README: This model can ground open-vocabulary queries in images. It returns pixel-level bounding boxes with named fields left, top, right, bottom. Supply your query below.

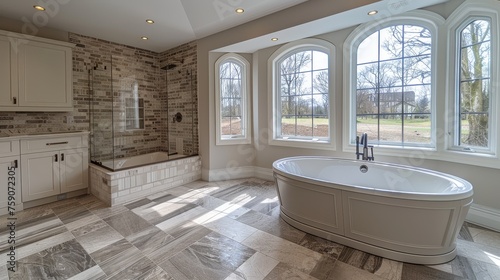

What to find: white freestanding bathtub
left=273, top=156, right=473, bottom=264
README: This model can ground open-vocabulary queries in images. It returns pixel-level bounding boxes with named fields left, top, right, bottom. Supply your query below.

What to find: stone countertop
left=0, top=130, right=90, bottom=140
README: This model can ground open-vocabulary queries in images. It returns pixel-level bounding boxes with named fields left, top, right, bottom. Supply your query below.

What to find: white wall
left=198, top=0, right=500, bottom=230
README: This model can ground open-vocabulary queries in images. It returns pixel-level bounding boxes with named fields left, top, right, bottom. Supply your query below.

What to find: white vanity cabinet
left=0, top=139, right=21, bottom=216
left=21, top=134, right=88, bottom=202
left=0, top=30, right=74, bottom=111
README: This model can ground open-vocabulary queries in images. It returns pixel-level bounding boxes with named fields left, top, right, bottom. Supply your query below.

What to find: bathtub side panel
left=342, top=191, right=469, bottom=256
left=275, top=173, right=344, bottom=235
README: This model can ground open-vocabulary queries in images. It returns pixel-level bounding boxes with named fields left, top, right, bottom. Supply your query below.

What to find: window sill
left=343, top=144, right=499, bottom=169
left=269, top=138, right=335, bottom=150
left=216, top=137, right=251, bottom=146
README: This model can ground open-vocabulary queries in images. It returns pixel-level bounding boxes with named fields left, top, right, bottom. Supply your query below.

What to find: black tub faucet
left=356, top=133, right=374, bottom=161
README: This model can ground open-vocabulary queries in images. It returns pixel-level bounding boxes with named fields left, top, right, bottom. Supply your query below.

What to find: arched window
left=457, top=18, right=492, bottom=149
left=215, top=54, right=250, bottom=145
left=446, top=0, right=499, bottom=156
left=344, top=11, right=442, bottom=148
left=269, top=38, right=335, bottom=148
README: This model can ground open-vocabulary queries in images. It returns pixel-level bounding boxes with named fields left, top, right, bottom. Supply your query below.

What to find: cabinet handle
left=55, top=154, right=58, bottom=162
left=46, top=141, right=68, bottom=146
left=61, top=153, right=64, bottom=161
left=13, top=97, right=16, bottom=105
left=12, top=160, right=18, bottom=168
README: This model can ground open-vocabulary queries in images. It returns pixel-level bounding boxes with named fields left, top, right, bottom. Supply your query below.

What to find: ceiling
left=0, top=0, right=449, bottom=53
left=0, top=0, right=307, bottom=52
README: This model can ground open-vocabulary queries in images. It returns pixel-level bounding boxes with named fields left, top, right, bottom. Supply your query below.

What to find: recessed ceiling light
left=271, top=38, right=278, bottom=41
left=146, top=19, right=154, bottom=24
left=368, top=10, right=378, bottom=16
left=235, top=8, right=244, bottom=14
left=33, top=5, right=46, bottom=11
left=141, top=36, right=149, bottom=40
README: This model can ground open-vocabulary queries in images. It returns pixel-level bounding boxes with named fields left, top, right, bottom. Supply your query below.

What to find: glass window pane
left=380, top=60, right=403, bottom=87
left=297, top=96, right=312, bottom=115
left=298, top=72, right=312, bottom=95
left=461, top=20, right=491, bottom=47
left=277, top=46, right=330, bottom=140
left=313, top=70, right=328, bottom=94
left=358, top=32, right=379, bottom=64
left=281, top=116, right=296, bottom=136
left=356, top=115, right=379, bottom=142
left=379, top=26, right=403, bottom=60
left=312, top=51, right=328, bottom=70
left=403, top=25, right=432, bottom=56
left=457, top=18, right=491, bottom=148
left=281, top=97, right=296, bottom=116
left=460, top=42, right=491, bottom=80
left=297, top=51, right=312, bottom=72
left=313, top=94, right=328, bottom=116
left=404, top=55, right=431, bottom=85
left=229, top=117, right=242, bottom=135
left=313, top=117, right=329, bottom=138
left=296, top=117, right=313, bottom=137
left=379, top=114, right=402, bottom=143
left=355, top=24, right=434, bottom=147
left=357, top=63, right=378, bottom=90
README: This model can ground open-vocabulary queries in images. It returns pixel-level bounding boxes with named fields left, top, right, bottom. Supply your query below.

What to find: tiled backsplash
left=0, top=32, right=198, bottom=159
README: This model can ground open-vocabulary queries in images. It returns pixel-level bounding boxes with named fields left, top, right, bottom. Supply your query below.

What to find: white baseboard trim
left=203, top=166, right=274, bottom=182
left=466, top=203, right=500, bottom=232
left=254, top=167, right=274, bottom=181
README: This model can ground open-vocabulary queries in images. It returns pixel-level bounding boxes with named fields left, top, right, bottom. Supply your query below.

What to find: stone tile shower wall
left=70, top=33, right=165, bottom=160
left=160, top=42, right=199, bottom=156
left=0, top=32, right=199, bottom=162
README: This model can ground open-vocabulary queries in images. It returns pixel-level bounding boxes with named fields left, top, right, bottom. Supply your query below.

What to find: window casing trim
left=215, top=53, right=251, bottom=145
left=268, top=38, right=336, bottom=150
left=342, top=10, right=444, bottom=152
left=445, top=1, right=499, bottom=156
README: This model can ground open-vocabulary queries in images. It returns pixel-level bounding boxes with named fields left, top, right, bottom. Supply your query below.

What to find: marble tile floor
left=1, top=178, right=500, bottom=279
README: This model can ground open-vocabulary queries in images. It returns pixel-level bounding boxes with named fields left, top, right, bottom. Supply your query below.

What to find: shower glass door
left=89, top=60, right=114, bottom=169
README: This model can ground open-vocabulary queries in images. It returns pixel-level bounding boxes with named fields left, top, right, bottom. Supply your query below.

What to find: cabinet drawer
left=0, top=139, right=20, bottom=157
left=21, top=136, right=84, bottom=154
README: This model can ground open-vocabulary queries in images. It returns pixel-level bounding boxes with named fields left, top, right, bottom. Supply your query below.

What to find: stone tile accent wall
left=90, top=156, right=202, bottom=206
left=0, top=32, right=199, bottom=161
left=159, top=41, right=199, bottom=156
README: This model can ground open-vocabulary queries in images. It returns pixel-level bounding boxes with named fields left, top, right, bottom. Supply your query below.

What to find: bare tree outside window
left=458, top=19, right=491, bottom=148
left=220, top=60, right=243, bottom=136
left=278, top=50, right=329, bottom=139
left=355, top=25, right=433, bottom=145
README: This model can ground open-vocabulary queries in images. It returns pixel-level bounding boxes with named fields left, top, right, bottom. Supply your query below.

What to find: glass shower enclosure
left=89, top=55, right=197, bottom=171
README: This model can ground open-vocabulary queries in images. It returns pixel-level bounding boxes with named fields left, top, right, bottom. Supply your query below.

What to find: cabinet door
left=0, top=156, right=20, bottom=216
left=18, top=40, right=72, bottom=108
left=60, top=149, right=88, bottom=193
left=0, top=35, right=17, bottom=107
left=21, top=151, right=60, bottom=202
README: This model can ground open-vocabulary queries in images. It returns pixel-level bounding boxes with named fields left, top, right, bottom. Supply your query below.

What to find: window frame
left=214, top=53, right=251, bottom=145
left=343, top=10, right=443, bottom=153
left=446, top=1, right=499, bottom=157
left=268, top=38, right=336, bottom=150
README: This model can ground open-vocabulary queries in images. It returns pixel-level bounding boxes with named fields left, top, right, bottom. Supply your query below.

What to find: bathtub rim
left=272, top=156, right=473, bottom=201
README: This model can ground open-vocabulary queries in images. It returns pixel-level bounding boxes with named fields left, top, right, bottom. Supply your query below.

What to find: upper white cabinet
left=0, top=35, right=16, bottom=107
left=0, top=30, right=74, bottom=111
